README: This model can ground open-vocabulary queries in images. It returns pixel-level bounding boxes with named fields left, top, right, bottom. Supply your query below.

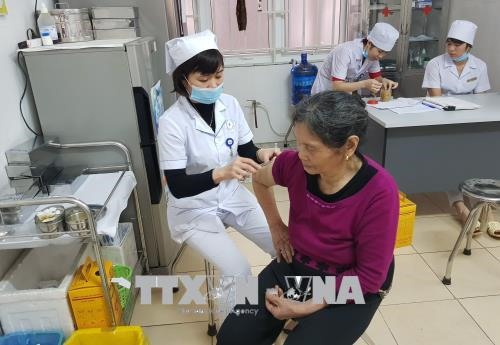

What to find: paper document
left=390, top=104, right=441, bottom=114
left=424, top=96, right=481, bottom=110
left=368, top=98, right=421, bottom=109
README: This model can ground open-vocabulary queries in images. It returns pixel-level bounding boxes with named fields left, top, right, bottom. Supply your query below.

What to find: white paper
left=424, top=96, right=481, bottom=110
left=368, top=98, right=421, bottom=109
left=390, top=104, right=441, bottom=114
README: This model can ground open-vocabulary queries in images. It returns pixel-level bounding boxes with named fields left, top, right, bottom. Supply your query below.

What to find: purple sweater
left=272, top=150, right=399, bottom=294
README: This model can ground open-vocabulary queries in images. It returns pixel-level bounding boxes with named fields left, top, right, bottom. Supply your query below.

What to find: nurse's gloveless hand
left=364, top=79, right=382, bottom=94
left=257, top=147, right=281, bottom=163
left=213, top=157, right=262, bottom=183
left=382, top=78, right=399, bottom=90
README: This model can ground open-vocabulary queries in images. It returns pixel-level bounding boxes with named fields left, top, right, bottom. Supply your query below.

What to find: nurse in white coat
left=158, top=31, right=277, bottom=294
left=423, top=20, right=498, bottom=237
left=422, top=20, right=490, bottom=96
left=311, top=22, right=400, bottom=95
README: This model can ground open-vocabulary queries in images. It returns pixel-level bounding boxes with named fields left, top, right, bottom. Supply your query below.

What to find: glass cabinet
left=347, top=0, right=450, bottom=96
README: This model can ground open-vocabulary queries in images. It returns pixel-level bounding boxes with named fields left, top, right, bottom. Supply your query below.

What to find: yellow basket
left=68, top=257, right=122, bottom=329
left=64, top=326, right=150, bottom=345
left=396, top=192, right=417, bottom=248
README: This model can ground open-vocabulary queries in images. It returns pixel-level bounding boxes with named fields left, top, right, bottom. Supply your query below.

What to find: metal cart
left=0, top=140, right=150, bottom=327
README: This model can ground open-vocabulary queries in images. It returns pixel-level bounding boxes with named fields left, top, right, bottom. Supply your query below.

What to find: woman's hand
left=363, top=79, right=382, bottom=94
left=382, top=78, right=399, bottom=90
left=257, top=147, right=281, bottom=164
left=271, top=221, right=294, bottom=263
left=265, top=286, right=327, bottom=320
left=212, top=157, right=262, bottom=183
left=265, top=286, right=302, bottom=320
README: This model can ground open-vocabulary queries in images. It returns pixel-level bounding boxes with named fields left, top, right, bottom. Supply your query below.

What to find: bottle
left=41, top=31, right=53, bottom=46
left=291, top=52, right=318, bottom=105
left=421, top=47, right=427, bottom=68
left=37, top=3, right=58, bottom=44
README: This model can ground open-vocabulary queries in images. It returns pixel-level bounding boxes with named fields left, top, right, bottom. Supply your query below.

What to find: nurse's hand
left=212, top=157, right=262, bottom=183
left=382, top=78, right=399, bottom=90
left=271, top=221, right=294, bottom=263
left=257, top=147, right=281, bottom=164
left=363, top=79, right=382, bottom=94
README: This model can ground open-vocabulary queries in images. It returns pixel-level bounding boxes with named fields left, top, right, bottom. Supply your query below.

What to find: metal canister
left=65, top=206, right=91, bottom=237
left=35, top=205, right=65, bottom=239
left=50, top=8, right=94, bottom=43
left=0, top=206, right=22, bottom=225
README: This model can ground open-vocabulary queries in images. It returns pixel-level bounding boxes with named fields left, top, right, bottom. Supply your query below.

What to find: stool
left=443, top=179, right=500, bottom=285
left=170, top=242, right=217, bottom=336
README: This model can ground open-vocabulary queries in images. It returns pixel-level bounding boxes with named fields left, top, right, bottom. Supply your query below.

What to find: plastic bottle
left=421, top=48, right=427, bottom=68
left=41, top=31, right=53, bottom=46
left=37, top=3, right=58, bottom=44
left=291, top=52, right=318, bottom=105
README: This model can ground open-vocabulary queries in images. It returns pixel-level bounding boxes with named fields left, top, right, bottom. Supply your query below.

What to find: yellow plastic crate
left=64, top=326, right=150, bottom=345
left=396, top=192, right=416, bottom=248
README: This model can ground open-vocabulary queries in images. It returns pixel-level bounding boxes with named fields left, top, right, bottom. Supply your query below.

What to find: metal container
left=92, top=18, right=136, bottom=30
left=90, top=7, right=138, bottom=19
left=65, top=207, right=91, bottom=237
left=50, top=8, right=94, bottom=43
left=35, top=206, right=65, bottom=239
left=93, top=28, right=137, bottom=40
left=0, top=206, right=22, bottom=225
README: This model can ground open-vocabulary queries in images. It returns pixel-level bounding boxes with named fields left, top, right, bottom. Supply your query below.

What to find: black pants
left=217, top=258, right=394, bottom=345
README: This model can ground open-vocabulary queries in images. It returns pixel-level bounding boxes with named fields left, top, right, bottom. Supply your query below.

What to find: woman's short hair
left=172, top=49, right=224, bottom=98
left=446, top=37, right=472, bottom=49
left=292, top=91, right=368, bottom=148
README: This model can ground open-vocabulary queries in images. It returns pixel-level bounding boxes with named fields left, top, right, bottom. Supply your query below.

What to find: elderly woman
left=217, top=91, right=399, bottom=345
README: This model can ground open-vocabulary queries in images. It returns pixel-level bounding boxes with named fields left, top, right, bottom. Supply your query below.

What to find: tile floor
left=132, top=185, right=500, bottom=345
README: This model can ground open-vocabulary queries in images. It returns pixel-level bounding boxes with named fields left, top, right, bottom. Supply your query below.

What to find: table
left=362, top=92, right=500, bottom=193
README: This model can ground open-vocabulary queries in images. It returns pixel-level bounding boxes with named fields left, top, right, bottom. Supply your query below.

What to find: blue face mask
left=362, top=50, right=369, bottom=59
left=452, top=52, right=469, bottom=63
left=188, top=83, right=224, bottom=104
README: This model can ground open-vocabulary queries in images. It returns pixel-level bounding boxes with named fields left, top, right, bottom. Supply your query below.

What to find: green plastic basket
left=113, top=264, right=132, bottom=309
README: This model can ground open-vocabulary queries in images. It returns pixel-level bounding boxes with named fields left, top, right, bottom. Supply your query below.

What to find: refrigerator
left=22, top=37, right=180, bottom=272
left=346, top=0, right=451, bottom=97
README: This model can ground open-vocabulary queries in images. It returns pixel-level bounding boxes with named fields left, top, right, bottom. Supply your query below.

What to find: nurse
left=422, top=20, right=490, bottom=96
left=422, top=20, right=498, bottom=237
left=159, top=31, right=277, bottom=295
left=311, top=22, right=400, bottom=95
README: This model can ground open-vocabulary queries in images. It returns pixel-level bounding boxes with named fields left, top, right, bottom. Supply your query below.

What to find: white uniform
left=311, top=39, right=381, bottom=94
left=158, top=94, right=275, bottom=278
left=422, top=53, right=490, bottom=95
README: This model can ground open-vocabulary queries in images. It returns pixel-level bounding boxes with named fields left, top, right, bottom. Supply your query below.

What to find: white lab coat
left=159, top=94, right=257, bottom=241
left=311, top=39, right=381, bottom=95
left=422, top=53, right=490, bottom=95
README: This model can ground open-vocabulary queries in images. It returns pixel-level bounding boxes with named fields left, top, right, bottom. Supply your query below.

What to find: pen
left=421, top=100, right=444, bottom=110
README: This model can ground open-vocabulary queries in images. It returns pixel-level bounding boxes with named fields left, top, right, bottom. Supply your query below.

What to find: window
left=183, top=0, right=360, bottom=64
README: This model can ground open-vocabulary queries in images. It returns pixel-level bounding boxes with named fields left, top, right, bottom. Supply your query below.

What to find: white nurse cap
left=447, top=20, right=477, bottom=45
left=367, top=23, right=399, bottom=52
left=165, top=30, right=219, bottom=74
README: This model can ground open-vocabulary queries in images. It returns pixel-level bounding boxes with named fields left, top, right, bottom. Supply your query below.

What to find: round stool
left=443, top=179, right=500, bottom=285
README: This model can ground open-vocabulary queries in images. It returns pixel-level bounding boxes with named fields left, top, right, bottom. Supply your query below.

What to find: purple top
left=272, top=150, right=399, bottom=294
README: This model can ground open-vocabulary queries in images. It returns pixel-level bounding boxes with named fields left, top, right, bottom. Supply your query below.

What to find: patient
left=217, top=91, right=399, bottom=345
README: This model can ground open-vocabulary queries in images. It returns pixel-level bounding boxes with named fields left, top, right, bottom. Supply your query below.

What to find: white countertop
left=19, top=38, right=138, bottom=53
left=366, top=92, right=500, bottom=128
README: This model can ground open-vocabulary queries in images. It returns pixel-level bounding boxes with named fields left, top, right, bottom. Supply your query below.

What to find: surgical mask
left=188, top=82, right=224, bottom=104
left=362, top=50, right=369, bottom=59
left=452, top=52, right=469, bottom=63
